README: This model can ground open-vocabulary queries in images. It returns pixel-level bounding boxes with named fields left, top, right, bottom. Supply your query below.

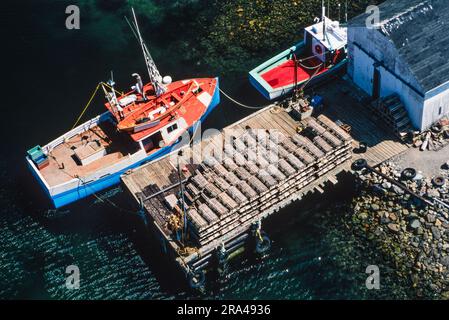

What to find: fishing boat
left=249, top=6, right=348, bottom=101
left=26, top=9, right=220, bottom=208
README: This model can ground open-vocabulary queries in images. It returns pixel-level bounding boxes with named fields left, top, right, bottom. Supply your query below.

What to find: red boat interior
left=261, top=57, right=328, bottom=89
left=105, top=80, right=208, bottom=142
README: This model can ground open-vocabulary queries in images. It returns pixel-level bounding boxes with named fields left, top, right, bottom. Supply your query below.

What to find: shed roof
left=350, top=0, right=449, bottom=93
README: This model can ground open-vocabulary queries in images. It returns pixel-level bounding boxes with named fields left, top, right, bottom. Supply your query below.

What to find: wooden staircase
left=371, top=94, right=414, bottom=140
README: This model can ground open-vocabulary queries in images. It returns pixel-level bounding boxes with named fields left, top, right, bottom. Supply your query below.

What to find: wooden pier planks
left=151, top=111, right=351, bottom=245
left=317, top=79, right=408, bottom=167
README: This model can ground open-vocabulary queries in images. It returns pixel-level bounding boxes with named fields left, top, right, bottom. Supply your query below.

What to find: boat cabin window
left=141, top=131, right=164, bottom=153
left=167, top=123, right=178, bottom=134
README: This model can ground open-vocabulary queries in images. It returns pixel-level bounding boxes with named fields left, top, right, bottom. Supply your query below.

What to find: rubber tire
left=352, top=159, right=367, bottom=171
left=255, top=235, right=272, bottom=255
left=358, top=142, right=368, bottom=154
left=188, top=270, right=206, bottom=290
left=432, top=176, right=446, bottom=188
left=432, top=125, right=442, bottom=133
left=401, top=168, right=417, bottom=181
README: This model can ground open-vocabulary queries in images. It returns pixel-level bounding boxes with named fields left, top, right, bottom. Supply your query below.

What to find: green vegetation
left=81, top=0, right=383, bottom=75
left=190, top=0, right=384, bottom=75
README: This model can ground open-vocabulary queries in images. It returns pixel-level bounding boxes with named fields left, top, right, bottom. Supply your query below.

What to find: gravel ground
left=390, top=144, right=449, bottom=178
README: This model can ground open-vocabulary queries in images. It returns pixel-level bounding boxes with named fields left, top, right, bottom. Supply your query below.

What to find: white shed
left=347, top=0, right=449, bottom=131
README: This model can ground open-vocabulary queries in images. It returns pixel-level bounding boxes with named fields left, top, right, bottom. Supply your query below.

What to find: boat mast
left=338, top=3, right=341, bottom=22
left=345, top=0, right=348, bottom=24
left=102, top=71, right=124, bottom=119
left=131, top=8, right=166, bottom=97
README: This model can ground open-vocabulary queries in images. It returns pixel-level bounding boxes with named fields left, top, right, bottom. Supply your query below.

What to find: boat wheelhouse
left=249, top=9, right=348, bottom=101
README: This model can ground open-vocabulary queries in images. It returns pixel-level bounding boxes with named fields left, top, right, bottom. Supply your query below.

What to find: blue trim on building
left=426, top=79, right=449, bottom=100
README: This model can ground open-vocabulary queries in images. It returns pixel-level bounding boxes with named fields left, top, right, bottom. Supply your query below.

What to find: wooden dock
left=317, top=77, right=409, bottom=166
left=122, top=103, right=356, bottom=287
left=121, top=77, right=410, bottom=289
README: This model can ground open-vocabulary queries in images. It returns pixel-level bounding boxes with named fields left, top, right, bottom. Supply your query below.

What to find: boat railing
left=49, top=149, right=146, bottom=196
left=25, top=156, right=52, bottom=190
left=43, top=112, right=111, bottom=154
left=248, top=42, right=304, bottom=94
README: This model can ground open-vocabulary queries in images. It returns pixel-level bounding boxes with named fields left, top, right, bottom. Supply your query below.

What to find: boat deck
left=41, top=120, right=139, bottom=187
left=261, top=57, right=327, bottom=89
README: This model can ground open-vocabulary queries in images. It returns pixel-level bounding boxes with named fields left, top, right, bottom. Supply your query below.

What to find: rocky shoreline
left=351, top=161, right=449, bottom=299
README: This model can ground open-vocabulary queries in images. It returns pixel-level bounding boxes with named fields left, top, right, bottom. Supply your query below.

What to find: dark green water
left=0, top=0, right=413, bottom=299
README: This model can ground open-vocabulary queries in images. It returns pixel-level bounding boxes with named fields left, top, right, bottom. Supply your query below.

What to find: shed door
left=372, top=68, right=381, bottom=100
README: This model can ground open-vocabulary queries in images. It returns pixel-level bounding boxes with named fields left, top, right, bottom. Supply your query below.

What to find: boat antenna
left=130, top=8, right=166, bottom=97
left=345, top=0, right=348, bottom=24
left=125, top=15, right=139, bottom=41
left=102, top=72, right=123, bottom=119
left=322, top=0, right=326, bottom=41
left=338, top=3, right=341, bottom=22
left=107, top=71, right=118, bottom=106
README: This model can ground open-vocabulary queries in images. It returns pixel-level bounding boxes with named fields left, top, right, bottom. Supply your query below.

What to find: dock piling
left=215, top=242, right=229, bottom=278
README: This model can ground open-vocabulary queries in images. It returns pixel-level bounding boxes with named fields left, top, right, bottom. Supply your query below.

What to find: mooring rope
left=76, top=175, right=137, bottom=214
left=219, top=88, right=265, bottom=110
left=71, top=82, right=125, bottom=130
left=298, top=61, right=323, bottom=70
left=71, top=83, right=101, bottom=129
left=300, top=63, right=324, bottom=91
left=52, top=163, right=137, bottom=215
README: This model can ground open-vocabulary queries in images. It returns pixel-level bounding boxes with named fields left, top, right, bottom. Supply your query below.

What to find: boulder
left=392, top=185, right=404, bottom=195
left=426, top=214, right=436, bottom=223
left=431, top=226, right=442, bottom=240
left=388, top=223, right=400, bottom=233
left=382, top=182, right=392, bottom=189
left=440, top=256, right=449, bottom=268
left=427, top=189, right=440, bottom=198
left=410, top=219, right=421, bottom=229
left=359, top=212, right=368, bottom=220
